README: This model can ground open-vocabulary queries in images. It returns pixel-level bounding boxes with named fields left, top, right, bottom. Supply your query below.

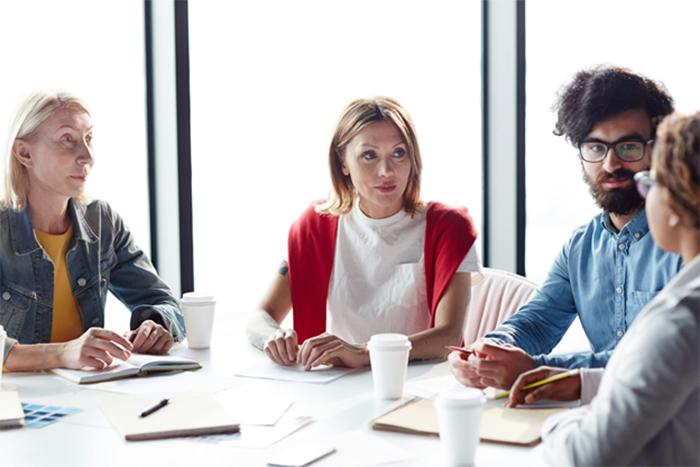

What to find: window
left=0, top=0, right=150, bottom=329
left=526, top=0, right=700, bottom=284
left=189, top=0, right=482, bottom=315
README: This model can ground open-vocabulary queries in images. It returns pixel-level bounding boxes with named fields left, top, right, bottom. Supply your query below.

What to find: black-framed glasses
left=578, top=138, right=654, bottom=163
left=634, top=171, right=655, bottom=199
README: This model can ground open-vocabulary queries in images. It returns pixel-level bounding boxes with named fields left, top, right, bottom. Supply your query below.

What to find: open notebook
left=372, top=398, right=568, bottom=446
left=100, top=392, right=239, bottom=441
left=51, top=353, right=201, bottom=384
left=0, top=391, right=25, bottom=429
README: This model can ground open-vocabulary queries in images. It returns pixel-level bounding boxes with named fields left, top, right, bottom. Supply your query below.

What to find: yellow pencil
left=493, top=368, right=581, bottom=400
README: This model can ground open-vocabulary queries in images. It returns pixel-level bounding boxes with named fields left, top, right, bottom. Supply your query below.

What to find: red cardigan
left=287, top=201, right=477, bottom=343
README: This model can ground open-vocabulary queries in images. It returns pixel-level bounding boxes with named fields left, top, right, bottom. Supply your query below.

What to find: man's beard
left=583, top=168, right=645, bottom=215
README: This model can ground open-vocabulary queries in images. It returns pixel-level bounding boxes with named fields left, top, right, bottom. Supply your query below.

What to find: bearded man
left=449, top=66, right=683, bottom=389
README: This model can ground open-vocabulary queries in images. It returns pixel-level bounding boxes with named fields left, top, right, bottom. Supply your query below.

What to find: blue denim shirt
left=485, top=210, right=683, bottom=368
left=0, top=200, right=185, bottom=360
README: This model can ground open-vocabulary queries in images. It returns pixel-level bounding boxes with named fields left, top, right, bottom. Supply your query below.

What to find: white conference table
left=2, top=312, right=546, bottom=467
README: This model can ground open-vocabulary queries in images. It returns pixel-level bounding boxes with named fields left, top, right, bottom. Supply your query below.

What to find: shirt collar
left=10, top=199, right=97, bottom=255
left=600, top=209, right=649, bottom=240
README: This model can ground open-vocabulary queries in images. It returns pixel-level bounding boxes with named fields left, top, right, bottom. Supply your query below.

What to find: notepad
left=51, top=353, right=201, bottom=384
left=0, top=391, right=25, bottom=429
left=372, top=398, right=568, bottom=446
left=100, top=392, right=239, bottom=441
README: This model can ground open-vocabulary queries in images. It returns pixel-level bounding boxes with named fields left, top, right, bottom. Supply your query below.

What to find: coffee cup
left=180, top=292, right=216, bottom=349
left=367, top=333, right=412, bottom=399
left=434, top=388, right=485, bottom=466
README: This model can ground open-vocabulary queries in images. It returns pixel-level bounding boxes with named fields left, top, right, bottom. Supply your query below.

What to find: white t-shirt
left=327, top=202, right=481, bottom=344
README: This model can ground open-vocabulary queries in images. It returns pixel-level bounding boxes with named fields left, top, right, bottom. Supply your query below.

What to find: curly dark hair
left=553, top=66, right=674, bottom=146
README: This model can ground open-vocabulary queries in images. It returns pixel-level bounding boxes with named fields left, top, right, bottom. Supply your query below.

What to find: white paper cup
left=367, top=333, right=412, bottom=399
left=435, top=388, right=486, bottom=466
left=0, top=325, right=5, bottom=389
left=181, top=292, right=216, bottom=349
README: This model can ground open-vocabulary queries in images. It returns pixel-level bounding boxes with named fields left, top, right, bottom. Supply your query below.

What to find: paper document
left=87, top=371, right=239, bottom=395
left=234, top=359, right=363, bottom=384
left=215, top=387, right=293, bottom=426
left=199, top=415, right=314, bottom=448
left=314, top=430, right=412, bottom=466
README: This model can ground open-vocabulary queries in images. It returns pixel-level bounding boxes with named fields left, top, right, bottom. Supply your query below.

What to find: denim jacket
left=485, top=210, right=683, bottom=369
left=0, top=199, right=185, bottom=360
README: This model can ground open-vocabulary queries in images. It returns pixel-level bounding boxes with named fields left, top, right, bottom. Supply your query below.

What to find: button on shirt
left=486, top=210, right=682, bottom=368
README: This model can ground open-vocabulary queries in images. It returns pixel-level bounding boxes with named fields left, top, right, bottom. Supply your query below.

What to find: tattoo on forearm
left=278, top=260, right=289, bottom=276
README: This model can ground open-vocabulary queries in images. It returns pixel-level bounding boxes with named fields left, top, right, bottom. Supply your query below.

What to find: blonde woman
left=1, top=91, right=184, bottom=371
left=507, top=112, right=700, bottom=466
left=247, top=97, right=479, bottom=369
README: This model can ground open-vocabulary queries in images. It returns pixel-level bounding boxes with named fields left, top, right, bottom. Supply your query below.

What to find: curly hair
left=553, top=66, right=674, bottom=146
left=653, top=112, right=700, bottom=229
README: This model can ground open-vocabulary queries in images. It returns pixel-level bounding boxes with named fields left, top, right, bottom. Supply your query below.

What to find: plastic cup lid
left=181, top=292, right=216, bottom=303
left=435, top=388, right=486, bottom=407
left=367, top=333, right=411, bottom=349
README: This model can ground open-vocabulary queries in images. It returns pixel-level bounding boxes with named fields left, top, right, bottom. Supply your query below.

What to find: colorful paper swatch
left=22, top=403, right=81, bottom=429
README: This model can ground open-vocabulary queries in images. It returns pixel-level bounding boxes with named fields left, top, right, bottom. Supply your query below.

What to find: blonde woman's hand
left=126, top=320, right=174, bottom=354
left=59, top=328, right=133, bottom=369
left=264, top=328, right=299, bottom=366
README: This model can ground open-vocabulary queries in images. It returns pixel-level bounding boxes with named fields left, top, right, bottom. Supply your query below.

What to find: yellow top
left=35, top=227, right=84, bottom=342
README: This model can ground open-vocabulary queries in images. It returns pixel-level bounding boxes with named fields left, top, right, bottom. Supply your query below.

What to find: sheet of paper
left=199, top=415, right=314, bottom=448
left=405, top=375, right=472, bottom=399
left=314, top=430, right=412, bottom=466
left=214, top=387, right=293, bottom=426
left=234, top=360, right=363, bottom=384
left=86, top=371, right=240, bottom=395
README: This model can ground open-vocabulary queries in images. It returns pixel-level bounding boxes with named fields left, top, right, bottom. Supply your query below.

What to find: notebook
left=100, top=392, right=240, bottom=441
left=0, top=391, right=25, bottom=429
left=371, top=398, right=568, bottom=446
left=51, top=353, right=201, bottom=384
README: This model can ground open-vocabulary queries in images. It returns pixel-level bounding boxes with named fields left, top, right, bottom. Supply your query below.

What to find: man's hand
left=447, top=348, right=486, bottom=388
left=263, top=328, right=299, bottom=366
left=507, top=366, right=581, bottom=408
left=469, top=341, right=534, bottom=389
left=297, top=333, right=369, bottom=371
left=59, top=328, right=133, bottom=369
left=125, top=320, right=174, bottom=354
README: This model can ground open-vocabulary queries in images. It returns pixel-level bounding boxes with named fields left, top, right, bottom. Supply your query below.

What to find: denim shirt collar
left=600, top=209, right=649, bottom=240
left=9, top=199, right=98, bottom=255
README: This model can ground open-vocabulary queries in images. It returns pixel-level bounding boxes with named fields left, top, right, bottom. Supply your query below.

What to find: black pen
left=139, top=398, right=169, bottom=418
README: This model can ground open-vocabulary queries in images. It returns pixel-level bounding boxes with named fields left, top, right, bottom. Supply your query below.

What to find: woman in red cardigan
left=246, top=97, right=480, bottom=370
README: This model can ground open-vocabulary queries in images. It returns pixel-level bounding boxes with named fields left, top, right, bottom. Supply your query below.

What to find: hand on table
left=264, top=328, right=299, bottom=366
left=297, top=333, right=369, bottom=371
left=506, top=366, right=581, bottom=408
left=59, top=328, right=133, bottom=369
left=125, top=320, right=174, bottom=354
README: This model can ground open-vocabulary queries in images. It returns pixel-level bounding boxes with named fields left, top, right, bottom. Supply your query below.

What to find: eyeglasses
left=578, top=138, right=654, bottom=163
left=633, top=171, right=655, bottom=199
